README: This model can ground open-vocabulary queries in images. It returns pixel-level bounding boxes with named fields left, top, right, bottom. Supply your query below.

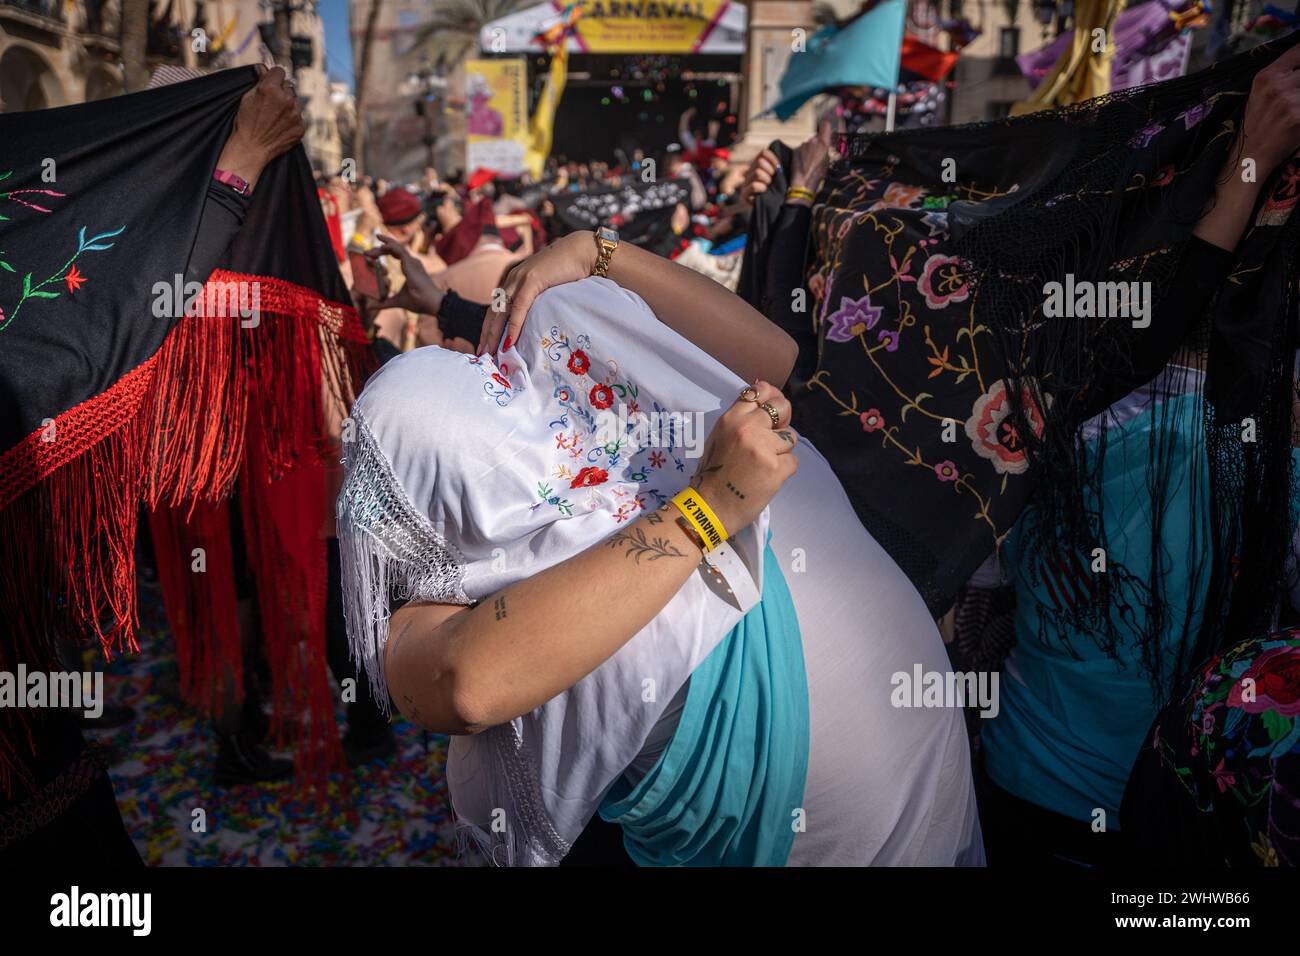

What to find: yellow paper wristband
left=671, top=487, right=729, bottom=552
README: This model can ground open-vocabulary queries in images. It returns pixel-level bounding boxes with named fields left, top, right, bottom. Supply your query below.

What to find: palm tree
left=414, top=0, right=531, bottom=64
left=353, top=0, right=384, bottom=169
left=120, top=0, right=150, bottom=92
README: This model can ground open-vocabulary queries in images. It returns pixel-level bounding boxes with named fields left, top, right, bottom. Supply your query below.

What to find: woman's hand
left=739, top=148, right=780, bottom=205
left=215, top=66, right=305, bottom=192
left=477, top=230, right=597, bottom=354
left=691, top=380, right=798, bottom=535
left=1195, top=43, right=1300, bottom=253
left=366, top=233, right=445, bottom=315
left=1239, top=41, right=1300, bottom=176
left=788, top=118, right=835, bottom=201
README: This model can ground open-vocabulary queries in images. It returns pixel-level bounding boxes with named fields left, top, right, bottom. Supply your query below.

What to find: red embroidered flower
left=65, top=265, right=86, bottom=294
left=964, top=379, right=1050, bottom=476
left=1152, top=164, right=1175, bottom=187
left=860, top=408, right=884, bottom=432
left=568, top=349, right=591, bottom=375
left=492, top=373, right=511, bottom=389
left=589, top=384, right=615, bottom=410
left=570, top=466, right=609, bottom=489
left=1227, top=645, right=1300, bottom=716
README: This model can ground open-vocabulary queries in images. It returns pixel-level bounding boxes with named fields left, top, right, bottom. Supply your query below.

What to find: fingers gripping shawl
left=336, top=277, right=770, bottom=864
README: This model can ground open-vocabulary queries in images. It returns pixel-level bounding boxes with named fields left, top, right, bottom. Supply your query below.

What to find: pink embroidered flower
left=877, top=329, right=900, bottom=352
left=571, top=466, right=609, bottom=489
left=918, top=255, right=969, bottom=310
left=860, top=408, right=884, bottom=432
left=934, top=460, right=959, bottom=482
left=65, top=265, right=86, bottom=294
left=1212, top=758, right=1236, bottom=793
left=589, top=384, right=615, bottom=410
left=964, top=379, right=1051, bottom=476
left=825, top=294, right=882, bottom=343
left=1151, top=164, right=1175, bottom=187
left=567, top=349, right=591, bottom=376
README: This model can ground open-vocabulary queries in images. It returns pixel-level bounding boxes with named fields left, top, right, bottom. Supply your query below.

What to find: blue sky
left=319, top=0, right=355, bottom=88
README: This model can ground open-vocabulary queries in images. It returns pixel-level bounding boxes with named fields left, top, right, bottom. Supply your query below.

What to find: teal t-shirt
left=985, top=391, right=1220, bottom=826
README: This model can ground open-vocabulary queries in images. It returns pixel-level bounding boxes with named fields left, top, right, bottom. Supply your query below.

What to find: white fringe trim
left=335, top=412, right=470, bottom=713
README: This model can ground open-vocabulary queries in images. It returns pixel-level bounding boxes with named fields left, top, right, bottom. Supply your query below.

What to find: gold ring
left=739, top=386, right=760, bottom=403
left=758, top=401, right=780, bottom=429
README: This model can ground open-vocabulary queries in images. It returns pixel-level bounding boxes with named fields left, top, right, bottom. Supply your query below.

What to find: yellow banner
left=524, top=44, right=569, bottom=180
left=573, top=0, right=727, bottom=54
left=465, top=58, right=529, bottom=175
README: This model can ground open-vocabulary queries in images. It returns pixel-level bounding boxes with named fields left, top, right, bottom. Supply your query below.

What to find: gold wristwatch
left=593, top=226, right=619, bottom=278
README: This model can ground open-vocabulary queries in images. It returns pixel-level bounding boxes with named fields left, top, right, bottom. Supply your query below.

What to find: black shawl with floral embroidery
left=794, top=32, right=1300, bottom=685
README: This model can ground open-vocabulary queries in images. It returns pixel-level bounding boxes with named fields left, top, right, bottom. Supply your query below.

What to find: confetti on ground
left=85, top=583, right=477, bottom=866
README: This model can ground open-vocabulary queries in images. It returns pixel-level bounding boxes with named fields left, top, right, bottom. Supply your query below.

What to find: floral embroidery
left=466, top=353, right=516, bottom=407
left=964, top=379, right=1051, bottom=476
left=1128, top=121, right=1164, bottom=149
left=570, top=466, right=608, bottom=489
left=860, top=408, right=884, bottom=432
left=825, top=293, right=882, bottom=343
left=64, top=264, right=85, bottom=294
left=868, top=182, right=925, bottom=211
left=917, top=255, right=970, bottom=310
left=1146, top=632, right=1300, bottom=864
left=567, top=349, right=590, bottom=375
left=0, top=170, right=125, bottom=333
left=533, top=324, right=689, bottom=521
left=934, top=460, right=959, bottom=482
left=534, top=482, right=574, bottom=516
left=1176, top=100, right=1211, bottom=130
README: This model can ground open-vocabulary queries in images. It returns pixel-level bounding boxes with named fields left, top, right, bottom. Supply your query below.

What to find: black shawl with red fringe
left=0, top=67, right=371, bottom=792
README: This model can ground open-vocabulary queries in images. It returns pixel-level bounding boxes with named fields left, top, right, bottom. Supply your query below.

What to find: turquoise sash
left=598, top=544, right=810, bottom=866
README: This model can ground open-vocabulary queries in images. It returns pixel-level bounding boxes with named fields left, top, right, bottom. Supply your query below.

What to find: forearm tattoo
left=605, top=517, right=687, bottom=563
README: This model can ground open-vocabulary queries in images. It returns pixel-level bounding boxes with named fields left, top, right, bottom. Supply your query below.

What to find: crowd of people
left=6, top=32, right=1300, bottom=871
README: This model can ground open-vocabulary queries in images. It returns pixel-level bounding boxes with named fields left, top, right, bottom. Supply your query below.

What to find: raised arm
left=480, top=231, right=799, bottom=387
left=382, top=384, right=799, bottom=734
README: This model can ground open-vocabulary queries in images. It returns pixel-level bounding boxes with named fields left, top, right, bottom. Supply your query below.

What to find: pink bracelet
left=213, top=168, right=250, bottom=196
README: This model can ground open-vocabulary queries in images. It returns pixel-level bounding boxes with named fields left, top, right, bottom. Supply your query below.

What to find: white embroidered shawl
left=336, top=277, right=767, bottom=864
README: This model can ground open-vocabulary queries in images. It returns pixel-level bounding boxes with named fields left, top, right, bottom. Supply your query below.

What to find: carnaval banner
left=465, top=58, right=530, bottom=176
left=482, top=0, right=746, bottom=54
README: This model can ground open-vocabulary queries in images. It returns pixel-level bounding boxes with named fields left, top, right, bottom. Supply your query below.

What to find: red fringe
left=0, top=270, right=373, bottom=795
left=147, top=500, right=242, bottom=717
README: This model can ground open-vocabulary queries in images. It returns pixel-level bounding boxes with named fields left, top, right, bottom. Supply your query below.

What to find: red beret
left=467, top=167, right=498, bottom=192
left=377, top=188, right=422, bottom=226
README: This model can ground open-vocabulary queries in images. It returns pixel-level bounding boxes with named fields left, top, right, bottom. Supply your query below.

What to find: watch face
left=597, top=226, right=618, bottom=243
